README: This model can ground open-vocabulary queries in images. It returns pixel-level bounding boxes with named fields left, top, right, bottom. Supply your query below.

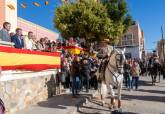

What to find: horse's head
left=109, top=48, right=125, bottom=74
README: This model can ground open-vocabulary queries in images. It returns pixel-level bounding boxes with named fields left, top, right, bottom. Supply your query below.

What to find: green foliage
left=54, top=0, right=133, bottom=44
left=101, top=0, right=133, bottom=34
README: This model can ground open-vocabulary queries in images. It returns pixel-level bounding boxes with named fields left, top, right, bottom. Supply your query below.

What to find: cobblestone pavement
left=77, top=76, right=165, bottom=114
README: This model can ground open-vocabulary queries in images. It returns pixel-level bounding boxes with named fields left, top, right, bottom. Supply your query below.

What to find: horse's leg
left=100, top=83, right=106, bottom=106
left=108, top=85, right=115, bottom=109
left=101, top=94, right=105, bottom=106
left=155, top=73, right=157, bottom=83
left=159, top=71, right=161, bottom=82
left=151, top=74, right=154, bottom=85
left=117, top=83, right=122, bottom=108
left=153, top=74, right=156, bottom=85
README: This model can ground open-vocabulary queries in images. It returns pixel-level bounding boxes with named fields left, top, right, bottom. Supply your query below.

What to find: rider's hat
left=101, top=39, right=110, bottom=43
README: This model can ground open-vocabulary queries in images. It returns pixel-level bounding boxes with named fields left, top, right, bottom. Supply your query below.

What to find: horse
left=148, top=57, right=162, bottom=85
left=98, top=48, right=125, bottom=112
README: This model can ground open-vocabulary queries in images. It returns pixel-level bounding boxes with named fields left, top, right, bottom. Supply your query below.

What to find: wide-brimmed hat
left=100, top=39, right=110, bottom=43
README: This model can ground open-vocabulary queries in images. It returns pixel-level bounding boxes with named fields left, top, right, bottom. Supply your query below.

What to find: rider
left=97, top=39, right=113, bottom=58
left=97, top=39, right=113, bottom=105
left=97, top=39, right=113, bottom=73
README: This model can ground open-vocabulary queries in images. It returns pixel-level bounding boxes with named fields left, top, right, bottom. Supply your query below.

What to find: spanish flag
left=0, top=46, right=61, bottom=71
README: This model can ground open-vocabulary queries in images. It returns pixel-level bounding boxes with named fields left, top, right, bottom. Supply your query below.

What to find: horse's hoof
left=109, top=107, right=111, bottom=110
left=101, top=103, right=104, bottom=106
left=108, top=105, right=113, bottom=110
left=118, top=108, right=123, bottom=113
left=111, top=108, right=123, bottom=114
left=101, top=101, right=105, bottom=106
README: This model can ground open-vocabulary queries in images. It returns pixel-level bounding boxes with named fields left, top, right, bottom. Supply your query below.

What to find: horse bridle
left=106, top=49, right=124, bottom=84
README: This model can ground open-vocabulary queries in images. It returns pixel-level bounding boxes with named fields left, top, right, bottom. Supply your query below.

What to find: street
left=77, top=76, right=165, bottom=114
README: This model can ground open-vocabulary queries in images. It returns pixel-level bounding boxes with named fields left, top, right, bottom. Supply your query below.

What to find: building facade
left=0, top=0, right=17, bottom=32
left=17, top=18, right=58, bottom=40
left=0, top=0, right=58, bottom=40
left=116, top=22, right=145, bottom=59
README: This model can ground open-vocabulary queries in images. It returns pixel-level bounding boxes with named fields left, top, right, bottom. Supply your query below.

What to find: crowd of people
left=0, top=22, right=89, bottom=53
left=0, top=22, right=60, bottom=52
left=123, top=59, right=141, bottom=91
left=61, top=49, right=165, bottom=97
left=0, top=22, right=164, bottom=98
left=0, top=22, right=85, bottom=52
left=60, top=50, right=99, bottom=97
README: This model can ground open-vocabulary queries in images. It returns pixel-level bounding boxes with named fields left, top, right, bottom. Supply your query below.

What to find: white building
left=116, top=22, right=145, bottom=59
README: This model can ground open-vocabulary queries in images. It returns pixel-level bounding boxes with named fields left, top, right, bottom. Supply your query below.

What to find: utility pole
left=161, top=26, right=165, bottom=61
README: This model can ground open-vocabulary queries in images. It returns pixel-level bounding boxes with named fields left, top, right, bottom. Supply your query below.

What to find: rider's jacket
left=97, top=45, right=113, bottom=59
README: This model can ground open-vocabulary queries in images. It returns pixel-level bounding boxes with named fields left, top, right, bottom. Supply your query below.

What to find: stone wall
left=0, top=70, right=60, bottom=114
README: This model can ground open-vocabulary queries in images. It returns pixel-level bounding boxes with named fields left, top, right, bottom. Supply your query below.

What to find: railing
left=0, top=40, right=14, bottom=47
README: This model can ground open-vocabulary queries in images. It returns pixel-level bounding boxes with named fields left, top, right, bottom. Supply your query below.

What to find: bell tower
left=0, top=0, right=17, bottom=32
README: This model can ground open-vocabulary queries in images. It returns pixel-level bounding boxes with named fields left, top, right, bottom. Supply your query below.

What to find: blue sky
left=18, top=0, right=165, bottom=50
left=17, top=0, right=62, bottom=32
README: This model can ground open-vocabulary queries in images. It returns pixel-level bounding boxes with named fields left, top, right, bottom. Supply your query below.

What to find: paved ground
left=77, top=76, right=165, bottom=114
left=17, top=90, right=96, bottom=114
left=17, top=76, right=165, bottom=114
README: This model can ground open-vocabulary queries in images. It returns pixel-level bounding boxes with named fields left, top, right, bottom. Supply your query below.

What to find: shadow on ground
left=77, top=98, right=138, bottom=114
left=37, top=94, right=92, bottom=109
left=138, top=89, right=165, bottom=95
left=138, top=79, right=153, bottom=86
left=122, top=94, right=165, bottom=103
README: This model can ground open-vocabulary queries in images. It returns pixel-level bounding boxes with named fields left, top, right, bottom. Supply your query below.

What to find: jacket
left=11, top=34, right=24, bottom=49
left=81, top=63, right=91, bottom=74
left=124, top=63, right=131, bottom=73
left=71, top=61, right=80, bottom=76
left=0, top=28, right=11, bottom=42
left=131, top=64, right=141, bottom=76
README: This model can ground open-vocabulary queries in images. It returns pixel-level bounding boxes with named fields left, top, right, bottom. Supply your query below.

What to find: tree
left=54, top=0, right=132, bottom=44
left=101, top=0, right=133, bottom=32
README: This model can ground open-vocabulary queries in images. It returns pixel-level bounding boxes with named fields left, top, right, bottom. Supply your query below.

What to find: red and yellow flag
left=0, top=46, right=61, bottom=71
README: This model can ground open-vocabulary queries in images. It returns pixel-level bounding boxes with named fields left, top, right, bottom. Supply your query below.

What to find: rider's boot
left=118, top=99, right=121, bottom=108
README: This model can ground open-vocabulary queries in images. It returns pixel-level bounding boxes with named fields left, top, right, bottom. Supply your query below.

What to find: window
left=122, top=34, right=134, bottom=46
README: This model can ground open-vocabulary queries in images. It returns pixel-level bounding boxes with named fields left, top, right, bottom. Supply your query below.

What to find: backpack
left=0, top=99, right=5, bottom=114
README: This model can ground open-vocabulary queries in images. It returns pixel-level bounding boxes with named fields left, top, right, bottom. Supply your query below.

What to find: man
left=97, top=39, right=113, bottom=72
left=123, top=60, right=131, bottom=89
left=0, top=22, right=11, bottom=42
left=24, top=31, right=33, bottom=50
left=97, top=39, right=113, bottom=59
left=11, top=28, right=24, bottom=49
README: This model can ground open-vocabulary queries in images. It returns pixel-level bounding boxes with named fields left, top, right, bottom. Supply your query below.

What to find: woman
left=31, top=36, right=38, bottom=50
left=131, top=60, right=141, bottom=90
left=71, top=56, right=81, bottom=97
left=37, top=38, right=46, bottom=51
left=81, top=59, right=91, bottom=93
